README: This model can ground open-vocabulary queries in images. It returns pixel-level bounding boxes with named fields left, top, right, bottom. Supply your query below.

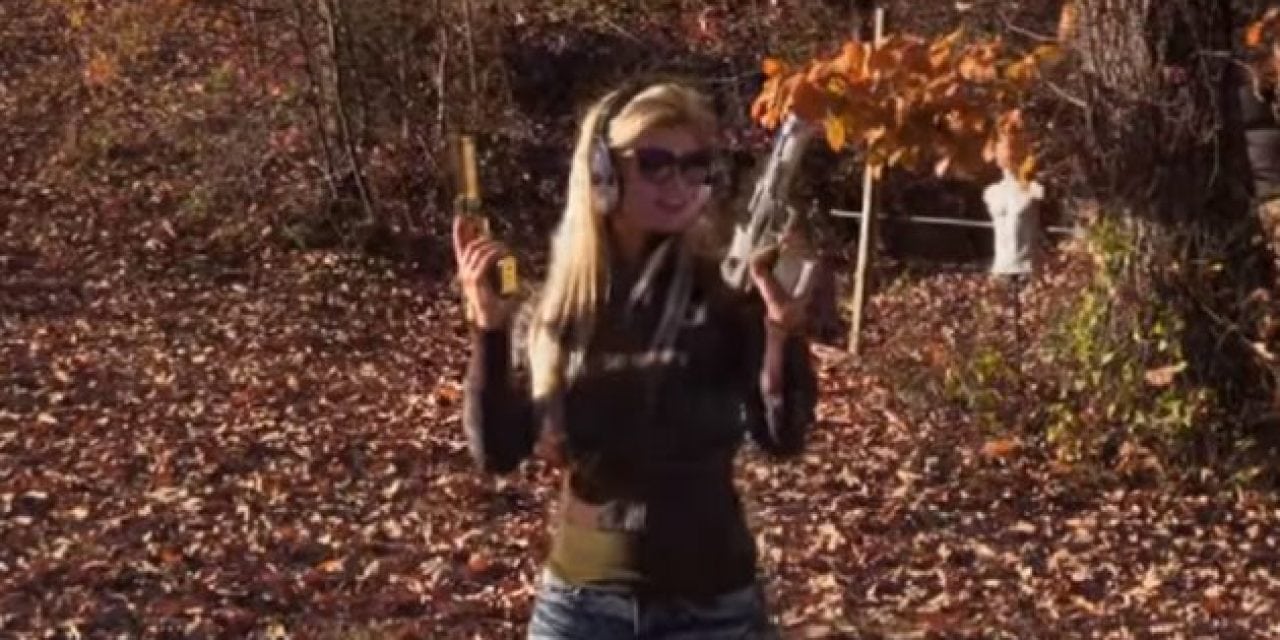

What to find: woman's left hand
left=748, top=244, right=811, bottom=334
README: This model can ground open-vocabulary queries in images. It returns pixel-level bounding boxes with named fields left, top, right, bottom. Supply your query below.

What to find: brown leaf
left=160, top=547, right=183, bottom=566
left=762, top=57, right=787, bottom=78
left=1143, top=362, right=1186, bottom=387
left=466, top=552, right=492, bottom=576
left=433, top=381, right=462, bottom=405
left=823, top=114, right=846, bottom=151
left=1010, top=520, right=1037, bottom=535
left=1059, top=1, right=1080, bottom=42
left=1017, top=153, right=1038, bottom=185
left=317, top=558, right=345, bottom=573
left=789, top=78, right=829, bottom=123
left=928, top=26, right=964, bottom=69
left=982, top=438, right=1021, bottom=458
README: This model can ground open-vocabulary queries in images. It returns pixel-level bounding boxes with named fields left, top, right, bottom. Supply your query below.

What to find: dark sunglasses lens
left=681, top=152, right=713, bottom=184
left=633, top=148, right=716, bottom=185
left=635, top=148, right=678, bottom=182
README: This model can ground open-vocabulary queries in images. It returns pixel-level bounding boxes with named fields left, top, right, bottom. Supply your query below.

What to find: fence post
left=847, top=6, right=884, bottom=355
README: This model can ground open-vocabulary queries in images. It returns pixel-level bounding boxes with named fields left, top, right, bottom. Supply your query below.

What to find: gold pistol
left=452, top=134, right=519, bottom=299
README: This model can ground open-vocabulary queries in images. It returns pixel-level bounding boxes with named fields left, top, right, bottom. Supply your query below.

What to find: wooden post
left=847, top=7, right=884, bottom=355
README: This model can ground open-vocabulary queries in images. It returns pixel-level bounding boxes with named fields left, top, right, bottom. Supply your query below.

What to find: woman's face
left=613, top=125, right=714, bottom=235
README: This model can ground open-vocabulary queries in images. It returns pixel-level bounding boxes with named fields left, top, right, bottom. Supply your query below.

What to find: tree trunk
left=1069, top=0, right=1276, bottom=444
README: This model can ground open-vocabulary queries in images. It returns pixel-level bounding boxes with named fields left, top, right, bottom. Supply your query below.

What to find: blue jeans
left=527, top=569, right=780, bottom=639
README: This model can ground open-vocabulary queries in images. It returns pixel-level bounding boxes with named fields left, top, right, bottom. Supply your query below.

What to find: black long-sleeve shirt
left=461, top=256, right=817, bottom=599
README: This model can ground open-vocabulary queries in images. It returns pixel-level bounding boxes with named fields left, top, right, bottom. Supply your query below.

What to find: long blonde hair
left=528, top=82, right=719, bottom=401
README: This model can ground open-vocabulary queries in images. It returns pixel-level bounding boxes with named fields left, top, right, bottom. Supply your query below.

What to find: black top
left=461, top=248, right=818, bottom=599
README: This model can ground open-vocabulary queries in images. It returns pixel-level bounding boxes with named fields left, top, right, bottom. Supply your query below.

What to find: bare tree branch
left=998, top=11, right=1056, bottom=43
left=289, top=0, right=338, bottom=199
left=1043, top=77, right=1089, bottom=110
left=322, top=0, right=375, bottom=222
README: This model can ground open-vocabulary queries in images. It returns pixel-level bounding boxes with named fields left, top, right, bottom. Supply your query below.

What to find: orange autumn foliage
left=750, top=25, right=1064, bottom=181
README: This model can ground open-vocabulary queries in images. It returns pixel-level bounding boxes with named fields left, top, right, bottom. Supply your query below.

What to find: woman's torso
left=544, top=254, right=762, bottom=600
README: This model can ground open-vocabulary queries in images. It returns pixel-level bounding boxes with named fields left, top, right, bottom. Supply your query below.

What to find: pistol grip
left=493, top=255, right=520, bottom=297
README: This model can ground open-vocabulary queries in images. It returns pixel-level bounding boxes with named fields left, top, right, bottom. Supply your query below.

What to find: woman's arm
left=462, top=327, right=537, bottom=474
left=453, top=216, right=543, bottom=474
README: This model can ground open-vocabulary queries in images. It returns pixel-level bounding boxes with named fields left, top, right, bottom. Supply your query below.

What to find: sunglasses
left=622, top=147, right=716, bottom=186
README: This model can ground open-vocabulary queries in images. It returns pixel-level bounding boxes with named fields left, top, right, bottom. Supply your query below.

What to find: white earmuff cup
left=590, top=136, right=617, bottom=214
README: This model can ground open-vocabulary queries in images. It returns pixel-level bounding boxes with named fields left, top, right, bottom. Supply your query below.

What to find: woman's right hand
left=452, top=215, right=516, bottom=330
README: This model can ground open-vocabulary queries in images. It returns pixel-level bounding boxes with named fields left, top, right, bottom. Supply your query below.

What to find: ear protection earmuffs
left=589, top=81, right=651, bottom=216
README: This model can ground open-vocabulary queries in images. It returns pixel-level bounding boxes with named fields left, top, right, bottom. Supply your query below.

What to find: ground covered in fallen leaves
left=3, top=238, right=1280, bottom=639
left=5, top=0, right=1279, bottom=635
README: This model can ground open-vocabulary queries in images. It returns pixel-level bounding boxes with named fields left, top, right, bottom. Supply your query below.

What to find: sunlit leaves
left=823, top=114, right=846, bottom=152
left=751, top=28, right=1060, bottom=182
left=49, top=0, right=190, bottom=89
left=1006, top=44, right=1064, bottom=87
left=1143, top=362, right=1187, bottom=388
left=82, top=51, right=118, bottom=88
left=1058, top=1, right=1081, bottom=43
left=787, top=76, right=829, bottom=123
left=1017, top=153, right=1038, bottom=185
left=929, top=26, right=965, bottom=70
left=957, top=38, right=1002, bottom=83
left=762, top=57, right=788, bottom=78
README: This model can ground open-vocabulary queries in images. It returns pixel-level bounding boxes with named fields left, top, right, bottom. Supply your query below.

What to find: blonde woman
left=453, top=79, right=817, bottom=638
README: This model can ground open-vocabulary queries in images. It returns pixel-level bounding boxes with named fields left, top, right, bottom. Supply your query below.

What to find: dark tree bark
left=1068, top=0, right=1277, bottom=444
